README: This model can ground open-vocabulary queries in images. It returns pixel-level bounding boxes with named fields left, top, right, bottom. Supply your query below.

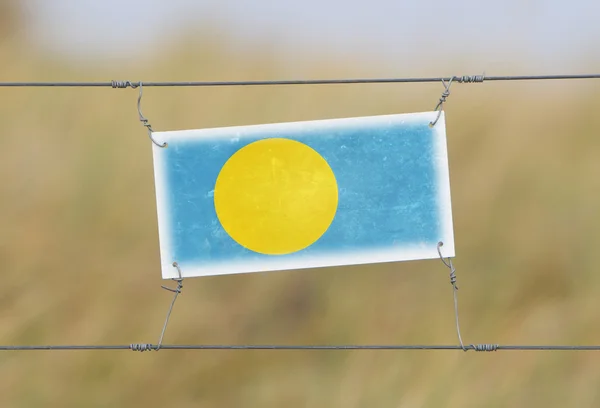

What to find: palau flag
left=151, top=111, right=455, bottom=279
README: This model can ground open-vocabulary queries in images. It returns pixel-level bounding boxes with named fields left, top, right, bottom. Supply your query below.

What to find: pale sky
left=19, top=0, right=600, bottom=72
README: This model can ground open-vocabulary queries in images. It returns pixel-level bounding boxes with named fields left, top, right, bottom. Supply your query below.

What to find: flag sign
left=151, top=111, right=455, bottom=279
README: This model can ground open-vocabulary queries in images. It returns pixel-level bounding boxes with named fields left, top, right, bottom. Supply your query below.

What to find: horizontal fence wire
left=0, top=74, right=600, bottom=88
left=1, top=344, right=600, bottom=352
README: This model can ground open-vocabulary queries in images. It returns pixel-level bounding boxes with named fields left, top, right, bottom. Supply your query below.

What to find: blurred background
left=1, top=0, right=600, bottom=406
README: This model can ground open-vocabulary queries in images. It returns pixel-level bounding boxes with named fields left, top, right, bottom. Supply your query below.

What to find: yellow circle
left=214, top=138, right=338, bottom=255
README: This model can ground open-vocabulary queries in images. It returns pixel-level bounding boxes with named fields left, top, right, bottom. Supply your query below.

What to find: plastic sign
left=151, top=111, right=455, bottom=279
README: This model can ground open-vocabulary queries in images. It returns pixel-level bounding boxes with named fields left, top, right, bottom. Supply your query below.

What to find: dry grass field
left=1, top=5, right=600, bottom=407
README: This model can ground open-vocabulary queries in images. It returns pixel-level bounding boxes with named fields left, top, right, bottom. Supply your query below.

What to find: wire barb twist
left=136, top=82, right=167, bottom=148
left=111, top=80, right=139, bottom=89
left=130, top=343, right=155, bottom=352
left=454, top=74, right=485, bottom=83
left=429, top=78, right=453, bottom=127
left=471, top=344, right=499, bottom=352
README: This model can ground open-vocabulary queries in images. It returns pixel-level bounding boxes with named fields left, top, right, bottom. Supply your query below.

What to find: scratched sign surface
left=151, top=111, right=455, bottom=279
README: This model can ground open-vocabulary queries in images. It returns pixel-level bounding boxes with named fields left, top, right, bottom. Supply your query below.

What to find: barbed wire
left=0, top=344, right=599, bottom=352
left=2, top=72, right=599, bottom=354
left=0, top=73, right=599, bottom=88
